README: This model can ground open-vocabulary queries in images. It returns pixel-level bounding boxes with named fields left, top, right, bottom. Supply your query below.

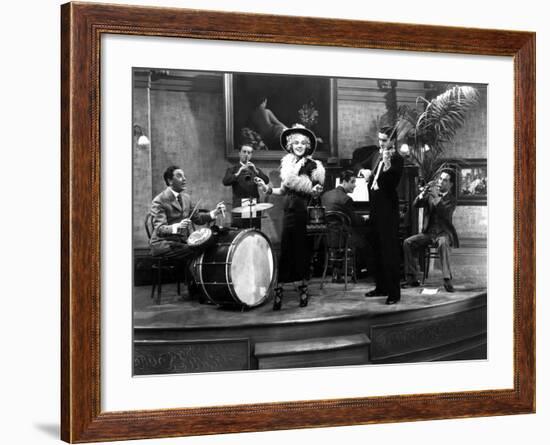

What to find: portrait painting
left=227, top=73, right=335, bottom=158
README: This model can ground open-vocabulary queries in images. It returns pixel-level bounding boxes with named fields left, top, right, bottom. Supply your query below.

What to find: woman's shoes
left=364, top=289, right=386, bottom=297
left=273, top=286, right=283, bottom=311
left=272, top=285, right=309, bottom=310
left=298, top=284, right=309, bottom=307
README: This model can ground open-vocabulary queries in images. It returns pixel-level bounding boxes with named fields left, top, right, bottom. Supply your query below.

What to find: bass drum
left=191, top=228, right=277, bottom=308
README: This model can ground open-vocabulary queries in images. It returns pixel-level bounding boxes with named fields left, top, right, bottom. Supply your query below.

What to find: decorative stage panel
left=369, top=304, right=487, bottom=363
left=133, top=284, right=487, bottom=374
left=134, top=338, right=250, bottom=375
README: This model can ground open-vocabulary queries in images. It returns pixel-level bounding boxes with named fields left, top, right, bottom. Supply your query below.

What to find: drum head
left=188, top=227, right=212, bottom=247
left=230, top=231, right=274, bottom=307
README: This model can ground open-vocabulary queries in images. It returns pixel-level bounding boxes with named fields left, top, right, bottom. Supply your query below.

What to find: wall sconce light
left=133, top=124, right=150, bottom=147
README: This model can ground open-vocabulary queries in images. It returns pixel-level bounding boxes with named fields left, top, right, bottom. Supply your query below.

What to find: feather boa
left=279, top=153, right=325, bottom=195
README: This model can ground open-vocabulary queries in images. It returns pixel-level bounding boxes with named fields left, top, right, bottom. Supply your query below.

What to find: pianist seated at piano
left=321, top=169, right=370, bottom=277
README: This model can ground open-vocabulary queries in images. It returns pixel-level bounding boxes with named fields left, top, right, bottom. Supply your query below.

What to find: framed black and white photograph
left=132, top=67, right=489, bottom=376
left=61, top=3, right=535, bottom=443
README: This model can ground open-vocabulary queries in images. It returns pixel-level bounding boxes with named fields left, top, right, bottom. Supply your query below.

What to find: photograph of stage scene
left=132, top=68, right=487, bottom=376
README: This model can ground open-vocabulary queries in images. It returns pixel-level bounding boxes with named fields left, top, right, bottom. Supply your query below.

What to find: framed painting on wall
left=226, top=72, right=337, bottom=160
left=457, top=159, right=488, bottom=205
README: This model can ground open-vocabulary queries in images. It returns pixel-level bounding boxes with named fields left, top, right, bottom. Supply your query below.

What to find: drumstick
left=188, top=199, right=202, bottom=221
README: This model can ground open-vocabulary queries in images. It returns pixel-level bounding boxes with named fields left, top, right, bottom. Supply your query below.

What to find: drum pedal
left=306, top=224, right=327, bottom=233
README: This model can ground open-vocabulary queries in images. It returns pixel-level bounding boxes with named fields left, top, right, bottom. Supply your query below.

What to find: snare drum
left=191, top=229, right=276, bottom=308
left=187, top=227, right=214, bottom=249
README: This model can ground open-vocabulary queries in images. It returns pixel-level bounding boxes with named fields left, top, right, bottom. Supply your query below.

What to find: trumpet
left=419, top=180, right=440, bottom=195
left=240, top=162, right=257, bottom=182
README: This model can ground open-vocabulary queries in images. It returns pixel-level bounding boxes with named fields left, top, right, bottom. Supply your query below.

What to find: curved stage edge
left=133, top=281, right=487, bottom=375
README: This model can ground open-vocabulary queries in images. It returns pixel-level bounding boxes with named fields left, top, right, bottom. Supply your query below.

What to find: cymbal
left=231, top=202, right=274, bottom=213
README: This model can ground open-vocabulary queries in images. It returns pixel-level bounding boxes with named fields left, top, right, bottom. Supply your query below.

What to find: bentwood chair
left=144, top=214, right=181, bottom=304
left=320, top=211, right=357, bottom=291
left=421, top=240, right=440, bottom=285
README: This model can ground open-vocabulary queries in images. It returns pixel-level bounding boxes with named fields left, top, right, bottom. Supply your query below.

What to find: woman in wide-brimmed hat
left=255, top=124, right=325, bottom=310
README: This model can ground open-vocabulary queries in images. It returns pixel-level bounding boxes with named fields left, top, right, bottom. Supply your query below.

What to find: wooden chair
left=320, top=211, right=357, bottom=291
left=421, top=240, right=440, bottom=284
left=144, top=214, right=181, bottom=304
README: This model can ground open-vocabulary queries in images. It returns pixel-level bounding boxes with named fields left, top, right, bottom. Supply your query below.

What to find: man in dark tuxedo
left=351, top=144, right=379, bottom=177
left=402, top=170, right=459, bottom=292
left=150, top=165, right=225, bottom=259
left=363, top=126, right=404, bottom=305
left=222, top=144, right=269, bottom=229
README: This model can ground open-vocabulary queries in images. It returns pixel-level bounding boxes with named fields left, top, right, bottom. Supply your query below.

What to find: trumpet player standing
left=223, top=144, right=269, bottom=229
left=402, top=170, right=459, bottom=292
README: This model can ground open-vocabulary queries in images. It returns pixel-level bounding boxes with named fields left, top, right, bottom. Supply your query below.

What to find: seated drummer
left=222, top=144, right=269, bottom=229
left=150, top=165, right=225, bottom=259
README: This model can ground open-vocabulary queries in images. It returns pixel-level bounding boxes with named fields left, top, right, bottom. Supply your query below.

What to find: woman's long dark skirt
left=277, top=195, right=313, bottom=283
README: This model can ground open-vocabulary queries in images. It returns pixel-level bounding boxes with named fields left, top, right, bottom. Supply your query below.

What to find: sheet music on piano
left=335, top=177, right=369, bottom=202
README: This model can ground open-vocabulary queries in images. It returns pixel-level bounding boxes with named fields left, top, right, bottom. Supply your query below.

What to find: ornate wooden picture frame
left=61, top=2, right=535, bottom=442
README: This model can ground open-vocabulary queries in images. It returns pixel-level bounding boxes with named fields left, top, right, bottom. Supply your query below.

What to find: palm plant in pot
left=397, top=85, right=480, bottom=186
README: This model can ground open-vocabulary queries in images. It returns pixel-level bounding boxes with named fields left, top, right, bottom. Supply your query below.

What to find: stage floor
left=134, top=276, right=487, bottom=329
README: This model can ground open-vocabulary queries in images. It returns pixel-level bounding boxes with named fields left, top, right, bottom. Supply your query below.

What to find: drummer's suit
left=222, top=163, right=269, bottom=229
left=149, top=187, right=214, bottom=258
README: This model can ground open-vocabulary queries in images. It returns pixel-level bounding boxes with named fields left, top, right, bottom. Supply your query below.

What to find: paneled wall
left=446, top=89, right=488, bottom=239
left=446, top=88, right=487, bottom=158
left=337, top=79, right=426, bottom=158
left=149, top=78, right=227, bottom=202
left=133, top=84, right=152, bottom=248
left=133, top=72, right=487, bottom=250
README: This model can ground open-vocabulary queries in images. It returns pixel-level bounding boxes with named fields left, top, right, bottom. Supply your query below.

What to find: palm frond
left=405, top=86, right=480, bottom=179
left=418, top=86, right=479, bottom=148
